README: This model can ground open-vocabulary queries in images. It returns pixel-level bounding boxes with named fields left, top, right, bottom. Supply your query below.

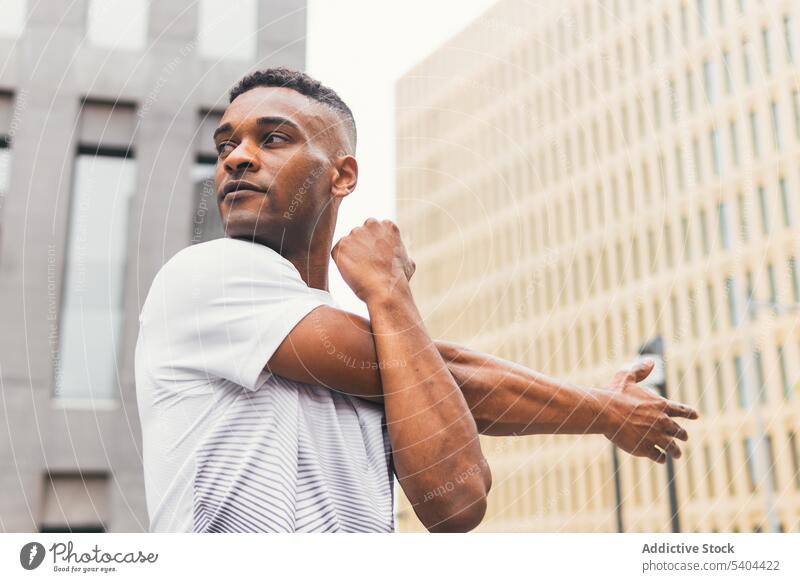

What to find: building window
left=723, top=440, right=735, bottom=495
left=727, top=276, right=739, bottom=327
left=789, top=256, right=800, bottom=303
left=703, top=59, right=716, bottom=104
left=779, top=177, right=791, bottom=227
left=734, top=354, right=747, bottom=407
left=793, top=90, right=800, bottom=141
left=715, top=360, right=725, bottom=410
left=717, top=201, right=731, bottom=249
left=762, top=27, right=773, bottom=74
left=728, top=119, right=739, bottom=167
left=0, top=0, right=26, bottom=37
left=743, top=437, right=757, bottom=492
left=738, top=191, right=749, bottom=241
left=778, top=345, right=791, bottom=400
left=698, top=0, right=708, bottom=36
left=710, top=128, right=722, bottom=175
left=708, top=282, right=718, bottom=331
left=722, top=50, right=732, bottom=94
left=749, top=109, right=760, bottom=158
left=742, top=39, right=753, bottom=84
left=87, top=0, right=148, bottom=51
left=199, top=0, right=258, bottom=61
left=770, top=100, right=782, bottom=149
left=55, top=102, right=137, bottom=403
left=789, top=431, right=800, bottom=489
left=40, top=473, right=109, bottom=533
left=754, top=349, right=766, bottom=403
left=758, top=185, right=769, bottom=234
left=700, top=209, right=710, bottom=255
left=785, top=16, right=797, bottom=64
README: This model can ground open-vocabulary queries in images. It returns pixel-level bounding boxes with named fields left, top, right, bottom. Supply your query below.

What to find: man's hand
left=598, top=360, right=699, bottom=464
left=331, top=218, right=415, bottom=302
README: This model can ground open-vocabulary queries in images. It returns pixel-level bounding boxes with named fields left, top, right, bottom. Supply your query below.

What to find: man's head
left=214, top=67, right=358, bottom=252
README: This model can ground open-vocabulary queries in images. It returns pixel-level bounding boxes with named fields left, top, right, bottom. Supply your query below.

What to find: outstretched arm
left=271, top=308, right=699, bottom=466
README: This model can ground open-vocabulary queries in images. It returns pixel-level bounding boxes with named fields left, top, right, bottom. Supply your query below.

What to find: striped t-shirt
left=134, top=237, right=395, bottom=532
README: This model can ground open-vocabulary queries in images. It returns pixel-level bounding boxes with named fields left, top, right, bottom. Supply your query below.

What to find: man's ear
left=330, top=154, right=358, bottom=199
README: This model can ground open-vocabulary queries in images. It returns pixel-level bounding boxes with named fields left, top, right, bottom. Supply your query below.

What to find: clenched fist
left=331, top=218, right=416, bottom=302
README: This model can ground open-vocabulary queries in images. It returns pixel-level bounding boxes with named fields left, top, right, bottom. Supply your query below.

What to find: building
left=395, top=0, right=800, bottom=532
left=0, top=0, right=306, bottom=532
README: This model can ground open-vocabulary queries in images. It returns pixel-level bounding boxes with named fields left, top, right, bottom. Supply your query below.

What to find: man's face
left=213, top=86, right=336, bottom=249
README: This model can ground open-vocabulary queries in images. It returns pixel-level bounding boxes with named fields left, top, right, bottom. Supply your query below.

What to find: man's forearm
left=436, top=340, right=612, bottom=437
left=366, top=286, right=491, bottom=532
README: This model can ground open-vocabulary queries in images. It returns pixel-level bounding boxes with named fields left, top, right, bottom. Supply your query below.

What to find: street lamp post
left=636, top=336, right=681, bottom=533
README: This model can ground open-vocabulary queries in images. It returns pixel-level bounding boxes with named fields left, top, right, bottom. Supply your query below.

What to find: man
left=135, top=67, right=698, bottom=533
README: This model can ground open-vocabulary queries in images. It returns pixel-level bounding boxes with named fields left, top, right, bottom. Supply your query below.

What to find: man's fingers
left=664, top=400, right=699, bottom=419
left=631, top=359, right=655, bottom=382
left=647, top=446, right=667, bottom=464
left=659, top=438, right=682, bottom=459
left=661, top=419, right=689, bottom=441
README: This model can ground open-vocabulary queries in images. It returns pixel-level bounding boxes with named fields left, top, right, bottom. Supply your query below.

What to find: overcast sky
left=306, top=0, right=498, bottom=314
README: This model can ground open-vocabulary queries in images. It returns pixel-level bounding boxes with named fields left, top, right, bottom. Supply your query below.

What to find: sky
left=306, top=0, right=498, bottom=314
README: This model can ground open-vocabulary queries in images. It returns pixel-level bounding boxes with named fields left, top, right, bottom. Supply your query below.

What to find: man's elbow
left=424, top=460, right=492, bottom=533
left=427, top=493, right=488, bottom=533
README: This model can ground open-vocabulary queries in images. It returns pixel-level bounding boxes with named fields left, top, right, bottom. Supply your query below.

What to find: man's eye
left=263, top=133, right=289, bottom=145
left=216, top=142, right=235, bottom=156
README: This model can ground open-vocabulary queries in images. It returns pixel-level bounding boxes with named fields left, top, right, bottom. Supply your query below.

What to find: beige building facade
left=395, top=0, right=800, bottom=532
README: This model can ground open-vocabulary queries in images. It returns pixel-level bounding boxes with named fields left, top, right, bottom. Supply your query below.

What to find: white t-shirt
left=135, top=237, right=394, bottom=532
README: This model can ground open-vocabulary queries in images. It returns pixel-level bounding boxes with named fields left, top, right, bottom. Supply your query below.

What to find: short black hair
left=229, top=67, right=357, bottom=153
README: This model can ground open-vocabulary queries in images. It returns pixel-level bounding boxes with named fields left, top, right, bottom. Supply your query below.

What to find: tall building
left=0, top=0, right=306, bottom=532
left=396, top=0, right=800, bottom=532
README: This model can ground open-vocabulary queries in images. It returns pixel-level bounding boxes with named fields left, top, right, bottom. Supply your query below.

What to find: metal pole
left=734, top=283, right=781, bottom=532
left=611, top=445, right=624, bottom=532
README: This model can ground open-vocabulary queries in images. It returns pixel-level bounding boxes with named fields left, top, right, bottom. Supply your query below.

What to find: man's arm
left=332, top=219, right=490, bottom=532
left=270, top=309, right=699, bottom=465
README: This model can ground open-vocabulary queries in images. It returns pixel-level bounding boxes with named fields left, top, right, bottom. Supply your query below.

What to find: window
left=749, top=109, right=760, bottom=158
left=754, top=350, right=766, bottom=403
left=703, top=59, right=716, bottom=104
left=710, top=128, right=722, bottom=175
left=738, top=192, right=749, bottom=241
left=698, top=0, right=708, bottom=36
left=0, top=0, right=26, bottom=37
left=692, top=137, right=702, bottom=185
left=794, top=90, right=800, bottom=141
left=681, top=216, right=691, bottom=261
left=780, top=177, right=791, bottom=226
left=40, top=473, right=109, bottom=533
left=770, top=100, right=782, bottom=149
left=758, top=185, right=769, bottom=234
left=708, top=282, right=718, bottom=331
left=742, top=39, right=753, bottom=84
left=790, top=256, right=800, bottom=303
left=87, top=0, right=148, bottom=50
left=198, top=0, right=258, bottom=60
left=55, top=102, right=137, bottom=403
left=192, top=111, right=225, bottom=243
left=778, top=345, right=791, bottom=400
left=0, top=94, right=11, bottom=206
left=727, top=276, right=739, bottom=327
left=789, top=432, right=800, bottom=489
left=715, top=360, right=725, bottom=410
left=700, top=209, right=710, bottom=254
left=722, top=50, right=732, bottom=94
left=742, top=437, right=756, bottom=493
left=729, top=119, right=740, bottom=166
left=723, top=441, right=735, bottom=495
left=785, top=16, right=797, bottom=64
left=686, top=67, right=695, bottom=112
left=762, top=27, right=773, bottom=74
left=718, top=201, right=731, bottom=249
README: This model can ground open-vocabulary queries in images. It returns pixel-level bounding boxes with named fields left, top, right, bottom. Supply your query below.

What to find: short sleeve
left=139, top=238, right=335, bottom=391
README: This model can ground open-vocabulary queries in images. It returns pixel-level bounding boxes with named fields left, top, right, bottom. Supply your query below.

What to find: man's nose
left=224, top=142, right=260, bottom=174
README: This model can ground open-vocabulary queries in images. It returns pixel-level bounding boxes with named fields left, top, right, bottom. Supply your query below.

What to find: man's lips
left=222, top=180, right=267, bottom=197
